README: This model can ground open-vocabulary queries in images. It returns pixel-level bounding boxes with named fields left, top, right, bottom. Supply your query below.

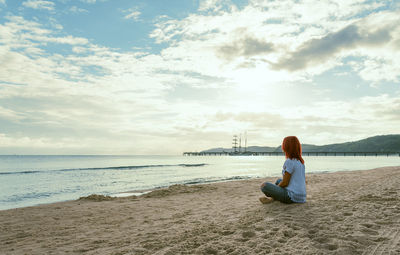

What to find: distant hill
left=302, top=135, right=400, bottom=152
left=200, top=135, right=400, bottom=153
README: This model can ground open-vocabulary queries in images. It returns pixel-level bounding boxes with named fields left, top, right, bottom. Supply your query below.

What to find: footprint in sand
left=362, top=223, right=380, bottom=230
left=361, top=228, right=379, bottom=236
left=242, top=231, right=256, bottom=239
left=333, top=215, right=344, bottom=221
left=277, top=238, right=287, bottom=243
left=325, top=243, right=338, bottom=251
left=314, top=236, right=330, bottom=244
left=221, top=230, right=235, bottom=236
left=362, top=223, right=374, bottom=228
left=283, top=230, right=296, bottom=238
left=308, top=229, right=318, bottom=236
left=202, top=246, right=218, bottom=255
left=365, top=229, right=400, bottom=255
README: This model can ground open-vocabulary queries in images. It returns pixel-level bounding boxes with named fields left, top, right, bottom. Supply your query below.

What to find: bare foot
left=259, top=196, right=274, bottom=204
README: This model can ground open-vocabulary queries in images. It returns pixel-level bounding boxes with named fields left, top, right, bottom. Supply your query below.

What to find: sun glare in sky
left=0, top=0, right=399, bottom=154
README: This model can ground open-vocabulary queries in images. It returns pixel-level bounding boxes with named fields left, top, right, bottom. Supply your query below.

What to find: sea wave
left=113, top=175, right=258, bottom=198
left=180, top=175, right=254, bottom=185
left=0, top=170, right=42, bottom=175
left=0, top=163, right=208, bottom=176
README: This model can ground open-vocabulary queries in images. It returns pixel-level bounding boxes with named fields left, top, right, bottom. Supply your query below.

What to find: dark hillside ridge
left=200, top=135, right=400, bottom=153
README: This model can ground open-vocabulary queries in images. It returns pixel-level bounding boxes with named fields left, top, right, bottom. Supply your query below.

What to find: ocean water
left=1, top=155, right=400, bottom=210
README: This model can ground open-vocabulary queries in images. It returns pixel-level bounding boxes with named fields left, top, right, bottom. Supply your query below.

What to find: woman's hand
left=278, top=172, right=292, bottom=188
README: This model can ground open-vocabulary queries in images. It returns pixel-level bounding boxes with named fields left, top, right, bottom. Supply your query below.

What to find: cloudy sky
left=0, top=0, right=399, bottom=155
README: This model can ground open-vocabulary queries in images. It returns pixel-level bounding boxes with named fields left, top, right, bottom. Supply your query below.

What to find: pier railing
left=183, top=151, right=400, bottom=157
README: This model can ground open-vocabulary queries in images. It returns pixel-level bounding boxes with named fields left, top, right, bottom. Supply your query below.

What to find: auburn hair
left=282, top=136, right=304, bottom=164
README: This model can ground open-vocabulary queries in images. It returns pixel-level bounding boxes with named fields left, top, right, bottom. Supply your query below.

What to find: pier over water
left=183, top=151, right=400, bottom=157
left=184, top=134, right=400, bottom=157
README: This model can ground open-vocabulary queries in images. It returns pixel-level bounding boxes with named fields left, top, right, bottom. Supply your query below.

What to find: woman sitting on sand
left=260, top=136, right=306, bottom=204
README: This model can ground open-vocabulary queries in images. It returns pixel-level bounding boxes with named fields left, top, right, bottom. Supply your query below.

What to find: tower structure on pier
left=232, top=133, right=248, bottom=154
left=244, top=131, right=247, bottom=152
left=239, top=134, right=242, bottom=153
left=232, top=135, right=238, bottom=153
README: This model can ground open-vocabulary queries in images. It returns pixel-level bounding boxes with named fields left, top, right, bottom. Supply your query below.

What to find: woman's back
left=283, top=158, right=306, bottom=203
left=260, top=136, right=306, bottom=204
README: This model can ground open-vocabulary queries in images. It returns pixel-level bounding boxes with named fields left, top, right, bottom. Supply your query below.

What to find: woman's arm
left=278, top=171, right=291, bottom=188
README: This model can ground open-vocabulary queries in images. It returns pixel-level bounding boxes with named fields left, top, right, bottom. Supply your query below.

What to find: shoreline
left=2, top=165, right=400, bottom=211
left=1, top=166, right=400, bottom=254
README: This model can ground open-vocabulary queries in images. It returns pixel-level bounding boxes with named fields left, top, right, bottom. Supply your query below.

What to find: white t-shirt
left=282, top=158, right=306, bottom=203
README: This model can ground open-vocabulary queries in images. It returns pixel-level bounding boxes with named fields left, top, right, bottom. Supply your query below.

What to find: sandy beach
left=1, top=166, right=400, bottom=255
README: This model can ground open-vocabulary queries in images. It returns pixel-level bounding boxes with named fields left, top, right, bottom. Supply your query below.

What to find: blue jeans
left=261, top=179, right=293, bottom=204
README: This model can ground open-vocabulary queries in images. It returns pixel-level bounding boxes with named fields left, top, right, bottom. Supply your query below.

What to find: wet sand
left=1, top=166, right=400, bottom=254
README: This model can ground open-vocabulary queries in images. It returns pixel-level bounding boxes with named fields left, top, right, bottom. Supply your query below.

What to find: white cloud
left=272, top=23, right=392, bottom=71
left=0, top=2, right=400, bottom=154
left=49, top=17, right=63, bottom=30
left=0, top=0, right=6, bottom=5
left=80, top=0, right=96, bottom=3
left=22, top=0, right=55, bottom=10
left=69, top=6, right=88, bottom=14
left=124, top=9, right=141, bottom=21
left=150, top=0, right=400, bottom=85
left=40, top=35, right=89, bottom=45
left=0, top=15, right=187, bottom=153
left=0, top=16, right=88, bottom=47
left=0, top=106, right=24, bottom=120
left=202, top=94, right=400, bottom=146
left=198, top=0, right=228, bottom=12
